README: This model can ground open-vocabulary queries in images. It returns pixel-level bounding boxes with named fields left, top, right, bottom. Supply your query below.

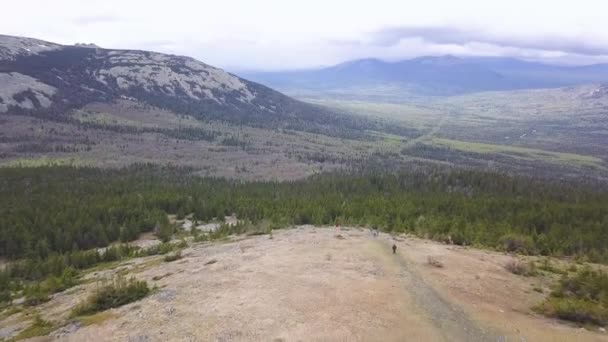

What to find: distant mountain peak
left=333, top=58, right=385, bottom=69
left=243, top=55, right=608, bottom=96
left=74, top=42, right=101, bottom=49
left=411, top=55, right=464, bottom=66
left=0, top=34, right=385, bottom=138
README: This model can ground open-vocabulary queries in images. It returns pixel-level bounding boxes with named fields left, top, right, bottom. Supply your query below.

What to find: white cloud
left=1, top=0, right=608, bottom=69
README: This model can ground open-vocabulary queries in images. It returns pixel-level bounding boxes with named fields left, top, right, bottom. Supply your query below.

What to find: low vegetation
left=0, top=242, right=182, bottom=308
left=163, top=251, right=182, bottom=262
left=536, top=267, right=608, bottom=326
left=14, top=314, right=55, bottom=340
left=1, top=165, right=607, bottom=308
left=71, top=276, right=150, bottom=317
left=505, top=260, right=538, bottom=277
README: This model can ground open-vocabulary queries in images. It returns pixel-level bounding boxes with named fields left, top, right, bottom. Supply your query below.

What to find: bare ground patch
left=3, top=227, right=607, bottom=341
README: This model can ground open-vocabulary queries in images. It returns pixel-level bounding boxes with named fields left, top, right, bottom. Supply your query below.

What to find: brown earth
left=4, top=227, right=608, bottom=341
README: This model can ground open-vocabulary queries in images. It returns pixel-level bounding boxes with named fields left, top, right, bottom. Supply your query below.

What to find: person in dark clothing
left=392, top=244, right=397, bottom=254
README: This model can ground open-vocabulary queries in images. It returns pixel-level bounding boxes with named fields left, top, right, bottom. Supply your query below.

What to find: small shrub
left=450, top=231, right=468, bottom=246
left=505, top=259, right=537, bottom=277
left=44, top=267, right=79, bottom=294
left=0, top=290, right=12, bottom=304
left=537, top=258, right=566, bottom=275
left=163, top=251, right=182, bottom=262
left=537, top=298, right=607, bottom=326
left=533, top=286, right=544, bottom=293
left=15, top=314, right=54, bottom=340
left=194, top=234, right=209, bottom=242
left=72, top=276, right=150, bottom=317
left=156, top=222, right=175, bottom=243
left=427, top=256, right=444, bottom=268
left=23, top=284, right=50, bottom=307
left=499, top=234, right=535, bottom=254
left=139, top=242, right=177, bottom=256
left=537, top=267, right=608, bottom=326
left=433, top=233, right=452, bottom=245
left=176, top=239, right=189, bottom=249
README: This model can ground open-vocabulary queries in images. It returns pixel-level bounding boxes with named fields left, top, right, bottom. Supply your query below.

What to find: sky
left=2, top=0, right=608, bottom=70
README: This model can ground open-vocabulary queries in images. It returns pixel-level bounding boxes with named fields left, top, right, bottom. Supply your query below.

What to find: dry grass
left=504, top=259, right=537, bottom=277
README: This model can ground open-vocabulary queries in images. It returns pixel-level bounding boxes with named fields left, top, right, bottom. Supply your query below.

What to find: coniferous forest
left=1, top=165, right=607, bottom=264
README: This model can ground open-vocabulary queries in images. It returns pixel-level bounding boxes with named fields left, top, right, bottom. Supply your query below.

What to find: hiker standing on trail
left=392, top=243, right=397, bottom=254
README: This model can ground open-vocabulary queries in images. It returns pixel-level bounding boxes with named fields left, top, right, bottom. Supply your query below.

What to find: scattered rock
left=205, top=259, right=218, bottom=265
left=0, top=326, right=18, bottom=339
left=155, top=289, right=177, bottom=303
left=51, top=321, right=82, bottom=337
left=427, top=256, right=444, bottom=268
left=12, top=297, right=25, bottom=305
left=599, top=327, right=606, bottom=333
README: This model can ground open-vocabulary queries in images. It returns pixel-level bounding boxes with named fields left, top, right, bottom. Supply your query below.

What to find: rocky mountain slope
left=0, top=35, right=402, bottom=138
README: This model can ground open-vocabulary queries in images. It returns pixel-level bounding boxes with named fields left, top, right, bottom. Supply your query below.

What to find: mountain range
left=241, top=56, right=608, bottom=96
left=1, top=34, right=607, bottom=180
left=0, top=34, right=400, bottom=138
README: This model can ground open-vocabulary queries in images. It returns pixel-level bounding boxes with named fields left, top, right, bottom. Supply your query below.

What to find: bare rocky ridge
left=0, top=35, right=401, bottom=139
left=0, top=35, right=61, bottom=61
left=0, top=35, right=259, bottom=113
left=94, top=50, right=255, bottom=105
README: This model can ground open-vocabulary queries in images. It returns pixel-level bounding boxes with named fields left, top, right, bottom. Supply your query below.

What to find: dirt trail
left=6, top=227, right=605, bottom=341
left=401, top=112, right=448, bottom=149
left=369, top=236, right=499, bottom=341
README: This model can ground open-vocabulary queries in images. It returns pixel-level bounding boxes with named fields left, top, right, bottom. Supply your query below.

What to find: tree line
left=0, top=165, right=607, bottom=264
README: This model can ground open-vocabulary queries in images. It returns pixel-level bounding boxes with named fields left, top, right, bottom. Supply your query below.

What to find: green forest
left=1, top=165, right=607, bottom=263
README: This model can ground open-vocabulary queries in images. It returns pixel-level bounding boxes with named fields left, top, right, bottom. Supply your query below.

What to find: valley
left=300, top=84, right=608, bottom=180
left=1, top=30, right=608, bottom=341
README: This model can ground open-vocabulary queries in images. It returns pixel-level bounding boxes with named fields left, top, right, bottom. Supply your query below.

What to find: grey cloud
left=370, top=26, right=608, bottom=56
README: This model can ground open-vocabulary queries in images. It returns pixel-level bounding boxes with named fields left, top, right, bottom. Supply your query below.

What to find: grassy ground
left=301, top=86, right=608, bottom=179
left=429, top=138, right=605, bottom=169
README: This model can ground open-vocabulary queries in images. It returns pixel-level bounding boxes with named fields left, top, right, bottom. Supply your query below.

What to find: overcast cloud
left=2, top=0, right=608, bottom=70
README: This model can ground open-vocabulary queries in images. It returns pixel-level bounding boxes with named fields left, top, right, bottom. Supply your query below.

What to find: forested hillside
left=1, top=165, right=606, bottom=262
